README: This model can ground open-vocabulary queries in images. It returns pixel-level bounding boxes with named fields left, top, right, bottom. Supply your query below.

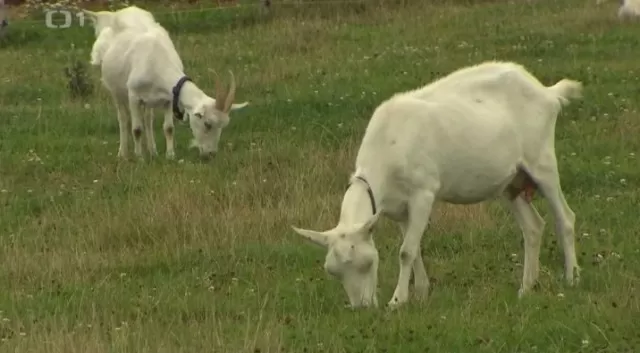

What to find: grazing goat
left=292, top=61, right=582, bottom=309
left=85, top=8, right=249, bottom=160
left=84, top=6, right=178, bottom=158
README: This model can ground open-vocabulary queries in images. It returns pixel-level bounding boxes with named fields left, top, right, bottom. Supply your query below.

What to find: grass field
left=1, top=0, right=639, bottom=351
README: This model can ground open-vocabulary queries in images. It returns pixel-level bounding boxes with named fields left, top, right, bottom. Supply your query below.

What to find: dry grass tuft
left=430, top=202, right=495, bottom=233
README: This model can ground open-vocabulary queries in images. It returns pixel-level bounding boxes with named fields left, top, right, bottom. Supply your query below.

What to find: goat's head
left=291, top=211, right=382, bottom=308
left=188, top=70, right=249, bottom=160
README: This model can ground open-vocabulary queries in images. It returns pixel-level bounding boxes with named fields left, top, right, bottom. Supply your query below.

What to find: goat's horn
left=209, top=69, right=226, bottom=111
left=224, top=70, right=236, bottom=113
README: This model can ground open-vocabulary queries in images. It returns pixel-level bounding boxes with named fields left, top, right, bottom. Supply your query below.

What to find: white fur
left=618, top=0, right=640, bottom=18
left=90, top=27, right=114, bottom=66
left=86, top=6, right=158, bottom=66
left=84, top=6, right=156, bottom=37
left=597, top=0, right=640, bottom=19
left=84, top=6, right=249, bottom=160
left=292, top=61, right=582, bottom=309
left=85, top=6, right=175, bottom=159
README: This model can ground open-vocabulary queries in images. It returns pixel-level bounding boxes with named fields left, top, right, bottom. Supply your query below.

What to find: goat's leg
left=388, top=191, right=435, bottom=308
left=503, top=194, right=545, bottom=297
left=399, top=221, right=430, bottom=299
left=112, top=94, right=131, bottom=160
left=529, top=156, right=580, bottom=286
left=128, top=95, right=145, bottom=160
left=411, top=247, right=430, bottom=298
left=163, top=108, right=176, bottom=160
left=143, top=107, right=158, bottom=157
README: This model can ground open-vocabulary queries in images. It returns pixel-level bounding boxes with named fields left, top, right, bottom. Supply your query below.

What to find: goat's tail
left=548, top=79, right=583, bottom=106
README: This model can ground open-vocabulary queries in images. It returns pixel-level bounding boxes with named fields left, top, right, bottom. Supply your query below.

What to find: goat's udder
left=522, top=182, right=536, bottom=203
left=506, top=171, right=538, bottom=203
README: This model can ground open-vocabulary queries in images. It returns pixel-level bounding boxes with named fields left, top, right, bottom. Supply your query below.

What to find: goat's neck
left=177, top=82, right=209, bottom=112
left=338, top=171, right=382, bottom=227
left=162, top=71, right=209, bottom=112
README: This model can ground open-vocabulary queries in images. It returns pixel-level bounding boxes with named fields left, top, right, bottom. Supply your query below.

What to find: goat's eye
left=204, top=121, right=213, bottom=130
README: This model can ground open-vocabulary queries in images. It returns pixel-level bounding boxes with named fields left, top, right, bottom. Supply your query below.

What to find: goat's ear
left=358, top=211, right=381, bottom=240
left=291, top=226, right=329, bottom=247
left=230, top=102, right=249, bottom=111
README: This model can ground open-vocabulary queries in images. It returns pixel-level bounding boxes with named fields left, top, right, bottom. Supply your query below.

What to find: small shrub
left=63, top=43, right=94, bottom=99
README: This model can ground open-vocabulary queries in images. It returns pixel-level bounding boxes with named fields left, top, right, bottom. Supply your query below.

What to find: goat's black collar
left=346, top=175, right=377, bottom=215
left=172, top=76, right=192, bottom=121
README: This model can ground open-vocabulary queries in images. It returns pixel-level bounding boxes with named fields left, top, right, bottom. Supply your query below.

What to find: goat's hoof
left=344, top=303, right=367, bottom=311
left=517, top=286, right=531, bottom=299
left=386, top=302, right=402, bottom=311
left=566, top=266, right=581, bottom=286
left=386, top=295, right=407, bottom=310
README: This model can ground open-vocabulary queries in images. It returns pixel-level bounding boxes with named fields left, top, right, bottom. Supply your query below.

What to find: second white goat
left=84, top=7, right=188, bottom=159
left=292, top=61, right=582, bottom=309
left=88, top=11, right=249, bottom=160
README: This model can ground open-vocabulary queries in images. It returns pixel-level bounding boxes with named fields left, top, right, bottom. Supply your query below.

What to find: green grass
left=1, top=0, right=639, bottom=351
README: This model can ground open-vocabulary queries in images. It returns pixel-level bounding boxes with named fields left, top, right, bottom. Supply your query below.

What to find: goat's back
left=110, top=13, right=183, bottom=71
left=354, top=61, right=579, bottom=203
left=88, top=6, right=156, bottom=37
left=100, top=26, right=184, bottom=94
left=409, top=62, right=549, bottom=103
left=110, top=6, right=157, bottom=33
left=406, top=61, right=568, bottom=130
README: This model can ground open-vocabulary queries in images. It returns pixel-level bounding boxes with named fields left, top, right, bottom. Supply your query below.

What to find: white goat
left=86, top=9, right=249, bottom=160
left=84, top=6, right=182, bottom=159
left=291, top=61, right=582, bottom=309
